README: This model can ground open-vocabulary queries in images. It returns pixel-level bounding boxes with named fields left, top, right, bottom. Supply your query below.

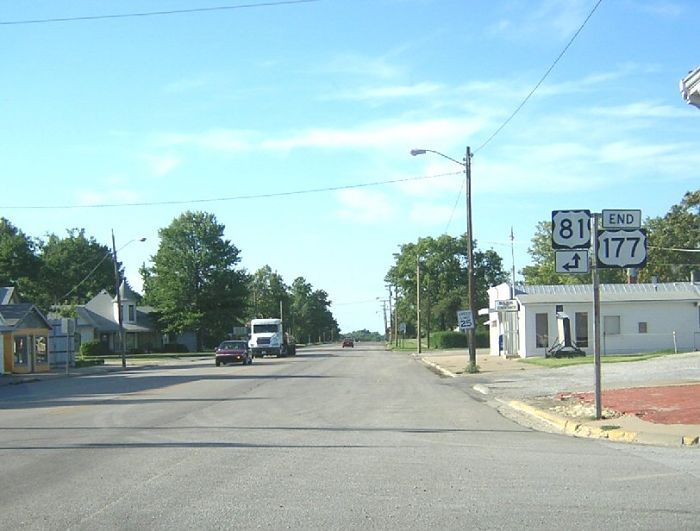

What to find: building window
left=575, top=312, right=588, bottom=348
left=535, top=313, right=549, bottom=348
left=638, top=322, right=648, bottom=333
left=604, top=315, right=621, bottom=335
left=128, top=305, right=135, bottom=322
left=14, top=336, right=29, bottom=366
left=35, top=336, right=48, bottom=364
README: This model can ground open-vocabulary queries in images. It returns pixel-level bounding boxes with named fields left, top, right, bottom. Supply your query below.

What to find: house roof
left=0, top=287, right=19, bottom=305
left=514, top=282, right=700, bottom=304
left=0, top=303, right=52, bottom=331
left=76, top=306, right=120, bottom=332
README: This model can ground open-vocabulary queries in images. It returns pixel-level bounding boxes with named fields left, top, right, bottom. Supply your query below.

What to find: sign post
left=551, top=208, right=645, bottom=420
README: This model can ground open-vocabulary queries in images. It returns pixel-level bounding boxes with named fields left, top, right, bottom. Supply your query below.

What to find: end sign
left=601, top=209, right=641, bottom=229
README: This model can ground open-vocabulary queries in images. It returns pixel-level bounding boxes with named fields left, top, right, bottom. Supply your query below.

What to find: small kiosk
left=1, top=304, right=52, bottom=374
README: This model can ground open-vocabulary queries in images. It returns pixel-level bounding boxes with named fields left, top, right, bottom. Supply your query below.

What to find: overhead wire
left=474, top=0, right=604, bottom=154
left=1, top=171, right=463, bottom=210
left=444, top=0, right=604, bottom=233
left=0, top=0, right=319, bottom=25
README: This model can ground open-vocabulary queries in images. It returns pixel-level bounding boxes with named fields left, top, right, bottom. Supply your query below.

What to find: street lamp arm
left=410, top=148, right=465, bottom=167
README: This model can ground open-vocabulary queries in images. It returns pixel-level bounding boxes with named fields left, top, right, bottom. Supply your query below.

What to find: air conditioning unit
left=680, top=66, right=700, bottom=109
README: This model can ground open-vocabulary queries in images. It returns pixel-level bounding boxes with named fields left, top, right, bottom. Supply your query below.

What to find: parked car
left=215, top=340, right=252, bottom=366
left=342, top=338, right=354, bottom=348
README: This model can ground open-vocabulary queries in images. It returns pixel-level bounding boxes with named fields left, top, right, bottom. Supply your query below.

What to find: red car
left=215, top=340, right=253, bottom=366
left=342, top=338, right=354, bottom=348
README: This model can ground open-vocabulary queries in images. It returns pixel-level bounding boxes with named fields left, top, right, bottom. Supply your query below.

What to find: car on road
left=342, top=338, right=354, bottom=348
left=215, top=340, right=253, bottom=366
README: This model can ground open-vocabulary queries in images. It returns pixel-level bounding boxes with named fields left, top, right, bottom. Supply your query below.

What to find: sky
left=2, top=0, right=699, bottom=334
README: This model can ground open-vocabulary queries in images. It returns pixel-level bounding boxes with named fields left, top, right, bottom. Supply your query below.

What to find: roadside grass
left=519, top=349, right=678, bottom=368
left=94, top=352, right=214, bottom=364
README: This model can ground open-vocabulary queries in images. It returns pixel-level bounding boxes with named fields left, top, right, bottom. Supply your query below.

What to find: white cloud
left=77, top=186, right=142, bottom=206
left=335, top=189, right=395, bottom=224
left=262, top=117, right=486, bottom=152
left=321, top=53, right=403, bottom=81
left=489, top=0, right=594, bottom=41
left=142, top=154, right=181, bottom=177
left=325, top=82, right=443, bottom=101
left=409, top=202, right=456, bottom=226
left=588, top=101, right=689, bottom=119
left=152, top=129, right=255, bottom=152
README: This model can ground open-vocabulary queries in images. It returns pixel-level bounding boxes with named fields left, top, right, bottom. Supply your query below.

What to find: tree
left=141, top=211, right=248, bottom=350
left=248, top=265, right=290, bottom=319
left=33, top=229, right=115, bottom=311
left=0, top=218, right=40, bottom=299
left=641, top=190, right=700, bottom=282
left=384, top=234, right=508, bottom=334
left=288, top=277, right=339, bottom=343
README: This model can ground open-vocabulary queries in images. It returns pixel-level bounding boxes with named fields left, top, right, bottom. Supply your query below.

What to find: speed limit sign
left=457, top=310, right=474, bottom=331
left=551, top=210, right=591, bottom=249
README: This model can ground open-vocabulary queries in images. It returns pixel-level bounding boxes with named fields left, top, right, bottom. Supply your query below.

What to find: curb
left=504, top=399, right=699, bottom=448
left=414, top=355, right=457, bottom=378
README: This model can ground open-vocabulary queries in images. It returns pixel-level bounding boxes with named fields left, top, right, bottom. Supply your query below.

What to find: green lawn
left=519, top=349, right=678, bottom=368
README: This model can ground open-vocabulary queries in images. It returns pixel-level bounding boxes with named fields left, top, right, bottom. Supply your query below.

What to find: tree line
left=0, top=211, right=339, bottom=350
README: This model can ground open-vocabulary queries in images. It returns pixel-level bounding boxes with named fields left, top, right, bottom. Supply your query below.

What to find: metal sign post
left=591, top=213, right=602, bottom=419
left=551, top=208, right=645, bottom=421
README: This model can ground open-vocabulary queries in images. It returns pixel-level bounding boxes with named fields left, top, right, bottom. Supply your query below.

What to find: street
left=1, top=343, right=699, bottom=530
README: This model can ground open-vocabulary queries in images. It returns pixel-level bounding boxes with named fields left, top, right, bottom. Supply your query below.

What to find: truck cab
left=249, top=318, right=295, bottom=357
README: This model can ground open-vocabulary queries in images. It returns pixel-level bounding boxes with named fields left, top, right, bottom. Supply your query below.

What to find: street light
left=411, top=146, right=477, bottom=372
left=111, top=230, right=146, bottom=369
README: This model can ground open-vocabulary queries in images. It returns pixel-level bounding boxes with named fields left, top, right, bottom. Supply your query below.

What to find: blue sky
left=2, top=0, right=698, bottom=334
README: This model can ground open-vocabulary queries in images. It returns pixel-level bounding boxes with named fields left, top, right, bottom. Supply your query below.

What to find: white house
left=487, top=282, right=700, bottom=358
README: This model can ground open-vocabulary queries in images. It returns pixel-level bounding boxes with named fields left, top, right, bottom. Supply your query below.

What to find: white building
left=487, top=282, right=700, bottom=358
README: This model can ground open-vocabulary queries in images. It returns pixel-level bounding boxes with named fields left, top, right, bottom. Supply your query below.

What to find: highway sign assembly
left=456, top=310, right=474, bottom=331
left=555, top=249, right=589, bottom=274
left=551, top=210, right=591, bottom=249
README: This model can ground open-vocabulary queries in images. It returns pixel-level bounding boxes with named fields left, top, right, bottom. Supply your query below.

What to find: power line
left=1, top=171, right=462, bottom=211
left=0, top=0, right=318, bottom=26
left=443, top=178, right=465, bottom=233
left=474, top=0, right=604, bottom=153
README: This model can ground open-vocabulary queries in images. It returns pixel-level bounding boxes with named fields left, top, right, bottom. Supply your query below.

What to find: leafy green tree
left=384, top=234, right=508, bottom=335
left=641, top=190, right=699, bottom=282
left=0, top=218, right=40, bottom=298
left=248, top=265, right=290, bottom=319
left=33, top=229, right=115, bottom=310
left=141, top=211, right=248, bottom=350
left=288, top=277, right=339, bottom=343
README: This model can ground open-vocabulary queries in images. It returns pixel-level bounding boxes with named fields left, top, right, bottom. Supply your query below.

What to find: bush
left=162, top=343, right=189, bottom=353
left=475, top=328, right=489, bottom=348
left=431, top=329, right=490, bottom=349
left=79, top=340, right=111, bottom=358
left=431, top=331, right=468, bottom=349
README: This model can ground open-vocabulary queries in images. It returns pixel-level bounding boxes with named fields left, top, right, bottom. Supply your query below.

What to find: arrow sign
left=555, top=249, right=590, bottom=274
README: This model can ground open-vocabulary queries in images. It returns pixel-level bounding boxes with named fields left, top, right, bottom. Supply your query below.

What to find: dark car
left=342, top=338, right=354, bottom=348
left=215, top=340, right=252, bottom=366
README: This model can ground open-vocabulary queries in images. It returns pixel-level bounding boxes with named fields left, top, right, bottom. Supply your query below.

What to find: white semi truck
left=248, top=318, right=296, bottom=358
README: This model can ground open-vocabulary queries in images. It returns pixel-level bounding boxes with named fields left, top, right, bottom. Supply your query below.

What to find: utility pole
left=416, top=258, right=422, bottom=354
left=465, top=146, right=477, bottom=371
left=111, top=230, right=126, bottom=370
left=591, top=213, right=602, bottom=419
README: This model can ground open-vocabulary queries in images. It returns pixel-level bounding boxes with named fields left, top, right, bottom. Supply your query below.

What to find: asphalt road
left=1, top=343, right=699, bottom=530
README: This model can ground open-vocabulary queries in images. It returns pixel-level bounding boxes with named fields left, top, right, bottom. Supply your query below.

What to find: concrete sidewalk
left=415, top=349, right=700, bottom=448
